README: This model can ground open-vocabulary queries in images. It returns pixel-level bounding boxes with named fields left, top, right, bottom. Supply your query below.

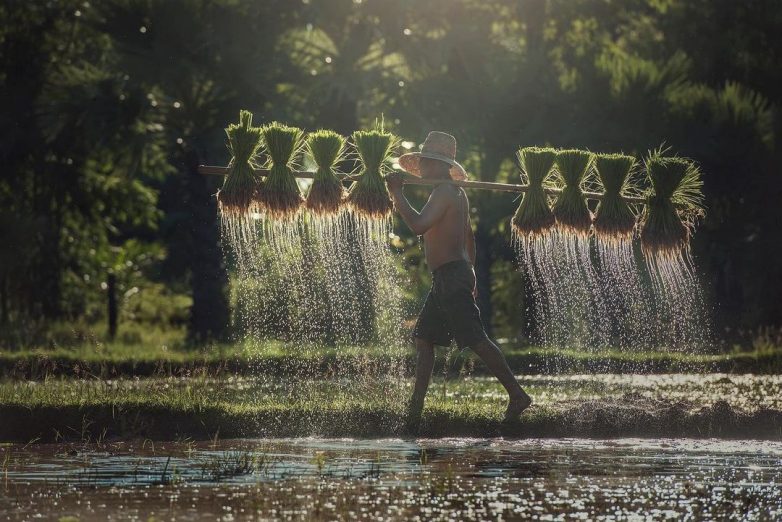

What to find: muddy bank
left=2, top=397, right=780, bottom=442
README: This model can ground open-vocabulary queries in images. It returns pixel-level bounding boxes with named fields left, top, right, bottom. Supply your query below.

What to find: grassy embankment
left=2, top=373, right=780, bottom=442
left=5, top=321, right=781, bottom=378
left=3, top=325, right=780, bottom=442
left=3, top=339, right=782, bottom=379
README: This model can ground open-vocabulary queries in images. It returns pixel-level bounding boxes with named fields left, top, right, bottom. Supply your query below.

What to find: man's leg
left=470, top=339, right=532, bottom=420
left=406, top=337, right=435, bottom=432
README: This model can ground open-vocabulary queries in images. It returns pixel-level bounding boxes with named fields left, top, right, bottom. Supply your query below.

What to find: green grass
left=4, top=327, right=779, bottom=441
left=1, top=374, right=780, bottom=442
left=3, top=321, right=782, bottom=378
left=2, top=337, right=781, bottom=379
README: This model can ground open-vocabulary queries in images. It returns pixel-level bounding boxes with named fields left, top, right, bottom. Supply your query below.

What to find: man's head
left=419, top=156, right=452, bottom=180
left=398, top=131, right=467, bottom=181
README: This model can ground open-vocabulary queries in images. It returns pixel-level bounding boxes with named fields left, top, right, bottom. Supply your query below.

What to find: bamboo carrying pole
left=198, top=165, right=648, bottom=204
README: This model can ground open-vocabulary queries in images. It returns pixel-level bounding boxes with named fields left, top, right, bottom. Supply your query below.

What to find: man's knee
left=468, top=338, right=498, bottom=356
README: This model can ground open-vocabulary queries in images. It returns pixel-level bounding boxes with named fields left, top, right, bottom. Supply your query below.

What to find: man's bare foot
left=503, top=392, right=532, bottom=422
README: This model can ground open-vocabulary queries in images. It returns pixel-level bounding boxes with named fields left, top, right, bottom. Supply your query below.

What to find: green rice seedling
left=640, top=152, right=704, bottom=257
left=511, top=147, right=557, bottom=239
left=552, top=149, right=594, bottom=236
left=305, top=130, right=347, bottom=215
left=347, top=127, right=398, bottom=219
left=256, top=122, right=306, bottom=220
left=593, top=153, right=638, bottom=241
left=217, top=110, right=263, bottom=217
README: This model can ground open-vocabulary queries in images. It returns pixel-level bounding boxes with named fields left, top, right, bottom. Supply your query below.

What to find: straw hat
left=398, top=131, right=467, bottom=181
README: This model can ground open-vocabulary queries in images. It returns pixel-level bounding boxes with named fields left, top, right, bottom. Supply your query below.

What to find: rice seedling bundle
left=511, top=147, right=557, bottom=239
left=256, top=122, right=306, bottom=220
left=217, top=110, right=263, bottom=217
left=551, top=149, right=594, bottom=236
left=305, top=130, right=347, bottom=215
left=640, top=154, right=704, bottom=257
left=347, top=128, right=398, bottom=219
left=593, top=153, right=638, bottom=241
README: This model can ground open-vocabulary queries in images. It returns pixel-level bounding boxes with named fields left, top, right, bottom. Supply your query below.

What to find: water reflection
left=1, top=438, right=780, bottom=519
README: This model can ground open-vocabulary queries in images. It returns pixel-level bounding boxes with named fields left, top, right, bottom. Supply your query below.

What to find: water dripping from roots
left=594, top=238, right=656, bottom=351
left=514, top=233, right=713, bottom=361
left=220, top=209, right=408, bottom=433
left=643, top=249, right=712, bottom=352
left=514, top=232, right=610, bottom=353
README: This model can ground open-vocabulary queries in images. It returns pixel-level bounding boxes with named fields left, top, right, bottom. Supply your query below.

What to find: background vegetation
left=2, top=0, right=780, bottom=347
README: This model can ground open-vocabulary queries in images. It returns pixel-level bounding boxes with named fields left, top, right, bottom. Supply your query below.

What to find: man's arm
left=462, top=193, right=477, bottom=297
left=386, top=175, right=450, bottom=235
left=465, top=215, right=476, bottom=265
left=460, top=189, right=476, bottom=265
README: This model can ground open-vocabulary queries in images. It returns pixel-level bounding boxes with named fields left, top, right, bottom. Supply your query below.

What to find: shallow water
left=2, top=437, right=781, bottom=520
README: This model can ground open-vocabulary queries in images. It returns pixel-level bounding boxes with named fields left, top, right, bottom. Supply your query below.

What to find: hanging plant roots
left=217, top=110, right=263, bottom=217
left=593, top=153, right=638, bottom=241
left=511, top=147, right=557, bottom=240
left=305, top=130, right=347, bottom=216
left=552, top=149, right=594, bottom=236
left=640, top=153, right=704, bottom=258
left=256, top=122, right=306, bottom=220
left=347, top=128, right=398, bottom=219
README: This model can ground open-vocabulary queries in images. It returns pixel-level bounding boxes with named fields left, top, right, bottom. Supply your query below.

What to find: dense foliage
left=1, top=0, right=780, bottom=343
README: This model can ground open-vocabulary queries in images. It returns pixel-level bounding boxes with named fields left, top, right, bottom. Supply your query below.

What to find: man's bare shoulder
left=430, top=184, right=461, bottom=203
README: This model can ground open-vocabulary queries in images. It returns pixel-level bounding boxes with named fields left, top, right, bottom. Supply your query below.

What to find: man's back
left=422, top=185, right=470, bottom=271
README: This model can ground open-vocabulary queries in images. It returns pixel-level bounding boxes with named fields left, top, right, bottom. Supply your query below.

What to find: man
left=386, top=131, right=532, bottom=431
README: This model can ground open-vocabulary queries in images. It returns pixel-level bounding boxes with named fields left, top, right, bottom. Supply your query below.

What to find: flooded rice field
left=1, top=437, right=781, bottom=520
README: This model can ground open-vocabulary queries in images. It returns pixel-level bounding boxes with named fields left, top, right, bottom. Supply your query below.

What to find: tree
left=94, top=0, right=299, bottom=341
left=0, top=1, right=164, bottom=330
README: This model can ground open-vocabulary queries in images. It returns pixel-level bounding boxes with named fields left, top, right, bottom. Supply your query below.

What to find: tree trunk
left=520, top=0, right=546, bottom=53
left=320, top=92, right=358, bottom=138
left=473, top=149, right=506, bottom=338
left=0, top=274, right=7, bottom=324
left=184, top=148, right=230, bottom=343
left=38, top=185, right=64, bottom=318
left=107, top=272, right=117, bottom=340
left=474, top=221, right=494, bottom=338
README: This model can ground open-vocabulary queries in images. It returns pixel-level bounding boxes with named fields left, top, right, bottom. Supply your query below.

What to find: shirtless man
left=387, top=131, right=532, bottom=432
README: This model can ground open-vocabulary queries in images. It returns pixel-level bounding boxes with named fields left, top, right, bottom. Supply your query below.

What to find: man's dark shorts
left=413, top=259, right=491, bottom=349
